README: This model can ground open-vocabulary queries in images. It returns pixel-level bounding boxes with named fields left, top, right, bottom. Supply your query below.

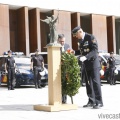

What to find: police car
left=0, top=52, right=48, bottom=87
left=99, top=52, right=120, bottom=82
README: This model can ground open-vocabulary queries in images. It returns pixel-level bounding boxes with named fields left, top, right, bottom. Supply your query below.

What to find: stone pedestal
left=34, top=46, right=78, bottom=112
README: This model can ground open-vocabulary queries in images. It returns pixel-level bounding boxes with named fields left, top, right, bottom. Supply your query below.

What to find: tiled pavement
left=0, top=82, right=120, bottom=120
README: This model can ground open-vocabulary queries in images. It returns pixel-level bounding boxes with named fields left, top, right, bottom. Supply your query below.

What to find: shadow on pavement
left=0, top=104, right=34, bottom=111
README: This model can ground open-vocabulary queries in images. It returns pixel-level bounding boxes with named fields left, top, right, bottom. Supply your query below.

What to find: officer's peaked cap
left=72, top=26, right=81, bottom=34
left=8, top=50, right=12, bottom=53
left=35, top=49, right=39, bottom=52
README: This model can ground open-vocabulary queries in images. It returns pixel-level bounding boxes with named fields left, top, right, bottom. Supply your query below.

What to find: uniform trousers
left=62, top=94, right=67, bottom=103
left=7, top=68, right=15, bottom=89
left=81, top=63, right=86, bottom=86
left=34, top=66, right=42, bottom=88
left=109, top=67, right=116, bottom=85
left=84, top=67, right=103, bottom=105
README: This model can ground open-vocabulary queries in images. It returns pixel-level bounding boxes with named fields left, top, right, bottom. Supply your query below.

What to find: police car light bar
left=3, top=52, right=24, bottom=55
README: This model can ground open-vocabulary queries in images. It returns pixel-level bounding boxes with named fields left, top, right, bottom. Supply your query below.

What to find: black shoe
left=38, top=85, right=42, bottom=88
left=83, top=103, right=94, bottom=108
left=35, top=85, right=38, bottom=89
left=62, top=101, right=67, bottom=104
left=8, top=88, right=11, bottom=90
left=93, top=104, right=103, bottom=109
left=11, top=88, right=15, bottom=90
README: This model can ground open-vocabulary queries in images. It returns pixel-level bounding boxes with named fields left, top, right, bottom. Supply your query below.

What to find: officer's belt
left=7, top=67, right=15, bottom=69
left=89, top=58, right=95, bottom=61
left=34, top=66, right=42, bottom=68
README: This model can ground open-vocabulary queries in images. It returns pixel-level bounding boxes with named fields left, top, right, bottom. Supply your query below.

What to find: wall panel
left=91, top=14, right=108, bottom=52
left=29, top=8, right=41, bottom=53
left=17, top=7, right=29, bottom=55
left=40, top=12, right=50, bottom=52
left=9, top=10, right=17, bottom=52
left=71, top=12, right=80, bottom=50
left=107, top=16, right=116, bottom=53
left=0, top=4, right=10, bottom=55
left=52, top=10, right=71, bottom=47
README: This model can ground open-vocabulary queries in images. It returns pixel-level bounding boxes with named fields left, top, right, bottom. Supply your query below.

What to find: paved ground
left=0, top=81, right=120, bottom=120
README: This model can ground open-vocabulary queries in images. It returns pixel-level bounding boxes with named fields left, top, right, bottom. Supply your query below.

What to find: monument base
left=34, top=104, right=78, bottom=112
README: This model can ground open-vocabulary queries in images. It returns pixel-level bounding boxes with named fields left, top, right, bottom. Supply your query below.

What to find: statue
left=41, top=14, right=59, bottom=46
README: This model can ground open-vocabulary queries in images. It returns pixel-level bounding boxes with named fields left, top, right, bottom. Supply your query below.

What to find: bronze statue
left=41, top=14, right=59, bottom=45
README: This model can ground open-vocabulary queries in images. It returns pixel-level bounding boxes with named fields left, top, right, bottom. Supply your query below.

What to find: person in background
left=58, top=34, right=71, bottom=53
left=5, top=50, right=16, bottom=90
left=107, top=52, right=116, bottom=85
left=98, top=52, right=104, bottom=86
left=58, top=34, right=72, bottom=104
left=72, top=26, right=103, bottom=109
left=31, top=49, right=44, bottom=89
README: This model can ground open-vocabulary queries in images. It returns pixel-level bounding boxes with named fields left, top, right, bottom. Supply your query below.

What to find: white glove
left=114, top=69, right=118, bottom=75
left=79, top=56, right=87, bottom=62
left=5, top=70, right=8, bottom=73
left=100, top=69, right=104, bottom=76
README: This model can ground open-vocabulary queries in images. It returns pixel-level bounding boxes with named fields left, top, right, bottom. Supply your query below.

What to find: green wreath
left=61, top=50, right=81, bottom=103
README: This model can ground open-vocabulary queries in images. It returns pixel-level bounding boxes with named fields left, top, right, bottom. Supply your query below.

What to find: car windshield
left=16, top=63, right=30, bottom=70
left=16, top=63, right=30, bottom=67
left=103, top=55, right=120, bottom=65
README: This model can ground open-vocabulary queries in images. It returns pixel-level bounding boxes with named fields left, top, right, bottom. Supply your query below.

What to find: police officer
left=107, top=52, right=116, bottom=85
left=72, top=26, right=103, bottom=109
left=31, top=49, right=44, bottom=89
left=5, top=50, right=16, bottom=90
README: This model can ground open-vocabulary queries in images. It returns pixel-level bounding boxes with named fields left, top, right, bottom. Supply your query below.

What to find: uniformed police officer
left=72, top=26, right=103, bottom=109
left=5, top=50, right=16, bottom=90
left=31, top=49, right=44, bottom=89
left=107, top=52, right=116, bottom=85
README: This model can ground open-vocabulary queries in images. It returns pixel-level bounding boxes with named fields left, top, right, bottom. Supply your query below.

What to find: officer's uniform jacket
left=75, top=33, right=100, bottom=70
left=5, top=56, right=15, bottom=68
left=107, top=57, right=115, bottom=68
left=31, top=54, right=44, bottom=67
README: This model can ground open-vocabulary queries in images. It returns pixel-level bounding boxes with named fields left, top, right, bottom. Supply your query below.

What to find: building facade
left=0, top=0, right=120, bottom=55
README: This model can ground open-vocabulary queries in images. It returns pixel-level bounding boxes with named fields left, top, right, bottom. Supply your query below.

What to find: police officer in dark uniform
left=107, top=52, right=116, bottom=85
left=5, top=50, right=16, bottom=90
left=31, top=49, right=44, bottom=89
left=72, top=26, right=103, bottom=109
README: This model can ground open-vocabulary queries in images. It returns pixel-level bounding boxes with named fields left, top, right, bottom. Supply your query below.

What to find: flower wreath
left=61, top=49, right=81, bottom=103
